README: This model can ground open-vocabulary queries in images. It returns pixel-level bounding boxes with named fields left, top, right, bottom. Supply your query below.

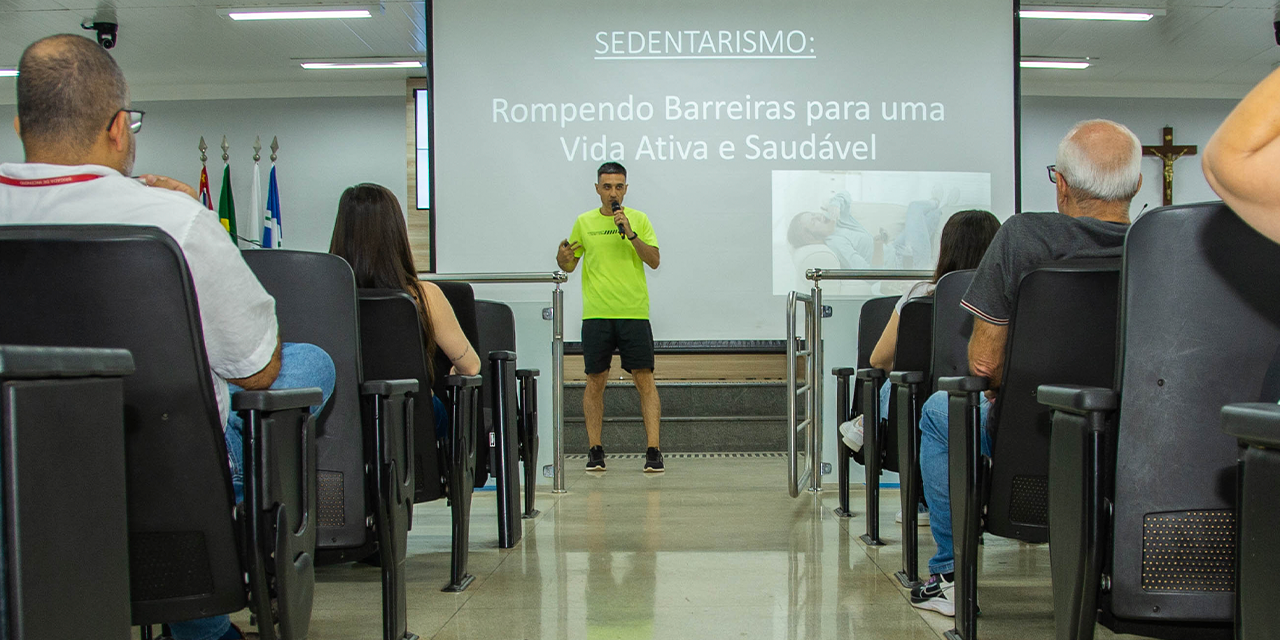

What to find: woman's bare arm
left=418, top=281, right=481, bottom=376
left=1204, top=66, right=1280, bottom=242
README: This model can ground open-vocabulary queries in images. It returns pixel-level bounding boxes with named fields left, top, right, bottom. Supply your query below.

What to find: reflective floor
left=237, top=457, right=1148, bottom=639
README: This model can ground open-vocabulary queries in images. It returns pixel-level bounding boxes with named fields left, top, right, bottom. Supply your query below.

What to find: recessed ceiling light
left=225, top=8, right=372, bottom=21
left=1020, top=6, right=1161, bottom=21
left=0, top=69, right=17, bottom=77
left=1020, top=59, right=1091, bottom=70
left=300, top=60, right=423, bottom=70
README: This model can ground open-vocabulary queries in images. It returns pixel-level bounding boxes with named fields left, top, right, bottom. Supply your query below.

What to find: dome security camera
left=81, top=20, right=118, bottom=49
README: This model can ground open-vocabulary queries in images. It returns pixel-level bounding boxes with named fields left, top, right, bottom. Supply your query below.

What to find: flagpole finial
left=221, top=136, right=229, bottom=163
left=270, top=136, right=279, bottom=163
left=253, top=136, right=262, bottom=163
left=199, top=137, right=208, bottom=164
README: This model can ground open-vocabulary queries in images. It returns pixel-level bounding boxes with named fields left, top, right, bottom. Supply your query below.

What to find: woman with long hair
left=839, top=209, right=1002, bottom=525
left=329, top=183, right=481, bottom=433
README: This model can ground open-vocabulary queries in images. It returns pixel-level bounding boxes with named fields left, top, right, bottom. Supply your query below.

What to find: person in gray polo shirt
left=909, top=119, right=1140, bottom=617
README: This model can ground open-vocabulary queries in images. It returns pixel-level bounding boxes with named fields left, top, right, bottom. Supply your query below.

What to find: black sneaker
left=643, top=447, right=665, bottom=473
left=586, top=445, right=606, bottom=471
left=909, top=573, right=955, bottom=616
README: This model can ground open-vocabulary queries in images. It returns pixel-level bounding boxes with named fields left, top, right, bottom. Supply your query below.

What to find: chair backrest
left=985, top=260, right=1121, bottom=543
left=1108, top=202, right=1280, bottom=624
left=882, top=298, right=933, bottom=473
left=241, top=249, right=368, bottom=551
left=930, top=269, right=976, bottom=387
left=357, top=289, right=444, bottom=504
left=856, top=296, right=898, bottom=370
left=0, top=225, right=245, bottom=623
left=474, top=300, right=518, bottom=487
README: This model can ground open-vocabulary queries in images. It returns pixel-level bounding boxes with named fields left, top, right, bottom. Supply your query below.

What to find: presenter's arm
left=629, top=236, right=660, bottom=269
left=1204, top=66, right=1280, bottom=243
left=228, top=336, right=283, bottom=390
left=557, top=240, right=581, bottom=272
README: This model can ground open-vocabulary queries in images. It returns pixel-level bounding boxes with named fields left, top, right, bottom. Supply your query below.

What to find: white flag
left=250, top=161, right=264, bottom=248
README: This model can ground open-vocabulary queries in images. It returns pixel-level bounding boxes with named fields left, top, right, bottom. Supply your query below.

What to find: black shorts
left=581, top=319, right=655, bottom=375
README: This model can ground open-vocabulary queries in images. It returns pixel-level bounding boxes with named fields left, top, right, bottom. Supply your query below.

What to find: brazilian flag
left=217, top=164, right=237, bottom=241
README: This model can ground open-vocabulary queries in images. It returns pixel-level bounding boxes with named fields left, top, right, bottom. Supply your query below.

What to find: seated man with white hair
left=909, top=119, right=1142, bottom=616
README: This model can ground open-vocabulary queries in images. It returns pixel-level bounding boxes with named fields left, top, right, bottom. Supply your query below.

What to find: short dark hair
left=597, top=162, right=626, bottom=180
left=16, top=34, right=128, bottom=154
left=932, top=209, right=1001, bottom=283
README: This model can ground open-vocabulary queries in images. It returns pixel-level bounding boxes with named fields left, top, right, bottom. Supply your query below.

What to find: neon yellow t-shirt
left=568, top=207, right=659, bottom=319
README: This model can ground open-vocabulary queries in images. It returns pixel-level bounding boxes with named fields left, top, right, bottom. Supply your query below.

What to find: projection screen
left=431, top=0, right=1016, bottom=340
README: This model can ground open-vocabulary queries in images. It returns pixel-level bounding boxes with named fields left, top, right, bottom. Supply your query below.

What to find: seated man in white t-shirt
left=1, top=34, right=335, bottom=640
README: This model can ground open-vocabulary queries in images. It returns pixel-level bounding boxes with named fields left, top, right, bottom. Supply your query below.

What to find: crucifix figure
left=1141, top=126, right=1197, bottom=206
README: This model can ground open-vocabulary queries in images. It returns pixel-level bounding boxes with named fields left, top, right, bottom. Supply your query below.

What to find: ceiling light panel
left=1020, top=6, right=1163, bottom=21
left=0, top=70, right=17, bottom=77
left=300, top=60, right=423, bottom=69
left=1020, top=59, right=1092, bottom=69
left=224, top=8, right=373, bottom=21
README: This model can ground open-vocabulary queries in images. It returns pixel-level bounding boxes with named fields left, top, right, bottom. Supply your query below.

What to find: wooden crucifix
left=1141, top=126, right=1197, bottom=206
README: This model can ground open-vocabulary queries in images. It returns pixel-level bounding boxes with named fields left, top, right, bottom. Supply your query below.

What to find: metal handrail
left=787, top=268, right=933, bottom=498
left=786, top=291, right=815, bottom=498
left=427, top=271, right=568, bottom=284
left=420, top=270, right=570, bottom=493
left=806, top=268, right=934, bottom=282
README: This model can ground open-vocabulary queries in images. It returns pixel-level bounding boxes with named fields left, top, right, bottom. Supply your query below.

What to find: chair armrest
left=0, top=345, right=135, bottom=379
left=938, top=376, right=988, bottom=393
left=361, top=379, right=420, bottom=397
left=488, top=350, right=515, bottom=362
left=1036, top=385, right=1117, bottom=414
left=889, top=370, right=925, bottom=385
left=832, top=367, right=856, bottom=377
left=1222, top=403, right=1280, bottom=449
left=446, top=374, right=483, bottom=389
left=232, top=387, right=323, bottom=412
left=856, top=367, right=886, bottom=381
left=516, top=369, right=540, bottom=378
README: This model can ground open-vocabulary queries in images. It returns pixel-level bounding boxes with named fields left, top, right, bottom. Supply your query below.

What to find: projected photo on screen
left=772, top=170, right=992, bottom=297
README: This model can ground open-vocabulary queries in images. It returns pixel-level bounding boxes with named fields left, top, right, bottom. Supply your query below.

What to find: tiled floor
left=244, top=457, right=1150, bottom=639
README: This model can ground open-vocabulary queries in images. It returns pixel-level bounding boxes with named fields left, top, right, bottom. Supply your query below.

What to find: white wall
left=1019, top=95, right=1240, bottom=217
left=0, top=96, right=408, bottom=252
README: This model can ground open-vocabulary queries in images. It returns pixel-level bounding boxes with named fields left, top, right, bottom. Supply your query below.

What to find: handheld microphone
left=612, top=201, right=626, bottom=238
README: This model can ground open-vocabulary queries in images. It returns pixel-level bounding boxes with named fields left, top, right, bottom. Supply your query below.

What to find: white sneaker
left=839, top=415, right=864, bottom=452
left=896, top=506, right=930, bottom=527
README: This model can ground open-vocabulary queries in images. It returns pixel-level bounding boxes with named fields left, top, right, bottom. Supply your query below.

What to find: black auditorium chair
left=852, top=297, right=932, bottom=547
left=358, top=289, right=483, bottom=593
left=939, top=259, right=1121, bottom=640
left=889, top=269, right=975, bottom=587
left=0, top=226, right=320, bottom=640
left=1221, top=397, right=1280, bottom=640
left=475, top=299, right=542, bottom=547
left=1040, top=202, right=1280, bottom=640
left=833, top=295, right=896, bottom=519
left=242, top=250, right=422, bottom=639
left=0, top=345, right=134, bottom=640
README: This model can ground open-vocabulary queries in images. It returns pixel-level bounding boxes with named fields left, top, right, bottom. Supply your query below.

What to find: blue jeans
left=919, top=390, right=991, bottom=576
left=170, top=342, right=335, bottom=640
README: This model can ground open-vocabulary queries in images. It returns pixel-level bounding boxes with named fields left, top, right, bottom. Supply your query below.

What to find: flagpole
left=269, top=136, right=282, bottom=248
left=252, top=136, right=264, bottom=249
left=198, top=137, right=213, bottom=212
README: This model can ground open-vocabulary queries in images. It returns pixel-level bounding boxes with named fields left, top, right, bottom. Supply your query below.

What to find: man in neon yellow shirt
left=556, top=162, right=664, bottom=472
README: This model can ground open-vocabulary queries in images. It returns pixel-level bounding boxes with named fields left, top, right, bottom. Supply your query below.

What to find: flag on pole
left=250, top=159, right=263, bottom=247
left=217, top=164, right=237, bottom=241
left=265, top=165, right=283, bottom=249
left=198, top=166, right=213, bottom=211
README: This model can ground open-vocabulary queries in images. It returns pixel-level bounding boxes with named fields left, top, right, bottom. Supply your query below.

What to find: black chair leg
left=860, top=374, right=886, bottom=546
left=516, top=370, right=540, bottom=520
left=945, top=391, right=983, bottom=640
left=895, top=381, right=924, bottom=588
left=443, top=375, right=481, bottom=592
left=833, top=369, right=855, bottom=517
left=1047, top=407, right=1108, bottom=640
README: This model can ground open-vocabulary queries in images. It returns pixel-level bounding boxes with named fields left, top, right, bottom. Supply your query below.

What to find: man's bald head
left=16, top=34, right=129, bottom=156
left=1055, top=119, right=1142, bottom=203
